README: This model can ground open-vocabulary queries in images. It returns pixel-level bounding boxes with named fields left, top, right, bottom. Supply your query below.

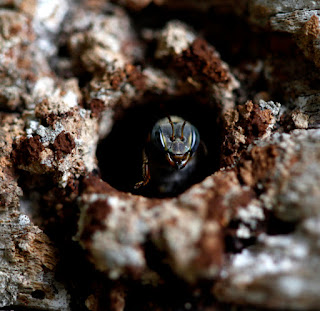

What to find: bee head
left=151, top=116, right=200, bottom=169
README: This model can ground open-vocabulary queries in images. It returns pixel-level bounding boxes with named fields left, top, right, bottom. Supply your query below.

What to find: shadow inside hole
left=96, top=95, right=223, bottom=197
left=31, top=289, right=46, bottom=300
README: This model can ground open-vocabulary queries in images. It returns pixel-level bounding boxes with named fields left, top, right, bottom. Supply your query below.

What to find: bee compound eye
left=151, top=127, right=167, bottom=150
left=190, top=126, right=200, bottom=153
left=159, top=131, right=166, bottom=148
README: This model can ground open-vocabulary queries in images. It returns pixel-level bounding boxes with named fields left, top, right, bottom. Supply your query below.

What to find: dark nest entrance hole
left=96, top=95, right=224, bottom=197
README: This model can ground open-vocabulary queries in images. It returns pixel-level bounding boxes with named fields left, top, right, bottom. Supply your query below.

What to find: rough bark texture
left=1, top=0, right=320, bottom=310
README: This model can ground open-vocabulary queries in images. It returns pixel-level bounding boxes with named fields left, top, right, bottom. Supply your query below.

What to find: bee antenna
left=167, top=115, right=175, bottom=140
left=180, top=121, right=186, bottom=140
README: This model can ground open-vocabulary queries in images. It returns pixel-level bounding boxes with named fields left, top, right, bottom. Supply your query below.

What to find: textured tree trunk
left=1, top=0, right=320, bottom=310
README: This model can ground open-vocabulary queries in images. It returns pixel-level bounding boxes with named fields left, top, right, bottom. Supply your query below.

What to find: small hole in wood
left=97, top=95, right=224, bottom=197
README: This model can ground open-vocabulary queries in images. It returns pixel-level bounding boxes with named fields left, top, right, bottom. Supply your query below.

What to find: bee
left=135, top=115, right=204, bottom=195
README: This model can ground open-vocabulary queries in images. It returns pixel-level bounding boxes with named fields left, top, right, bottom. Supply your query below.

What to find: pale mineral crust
left=0, top=210, right=70, bottom=310
left=215, top=129, right=320, bottom=309
left=1, top=0, right=320, bottom=310
left=0, top=109, right=70, bottom=310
